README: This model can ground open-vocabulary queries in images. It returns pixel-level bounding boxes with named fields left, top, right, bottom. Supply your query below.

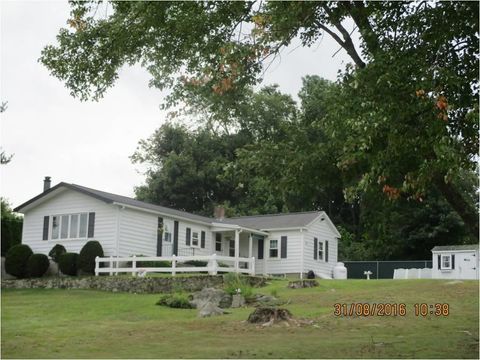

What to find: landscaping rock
left=231, top=294, right=245, bottom=308
left=198, top=302, right=225, bottom=317
left=248, top=294, right=281, bottom=306
left=287, top=280, right=319, bottom=289
left=189, top=287, right=232, bottom=309
left=44, top=260, right=59, bottom=276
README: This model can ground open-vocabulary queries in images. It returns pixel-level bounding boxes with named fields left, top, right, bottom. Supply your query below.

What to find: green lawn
left=1, top=279, right=478, bottom=359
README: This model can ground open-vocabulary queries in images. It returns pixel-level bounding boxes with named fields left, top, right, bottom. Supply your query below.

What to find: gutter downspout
left=300, top=228, right=304, bottom=279
left=115, top=205, right=123, bottom=258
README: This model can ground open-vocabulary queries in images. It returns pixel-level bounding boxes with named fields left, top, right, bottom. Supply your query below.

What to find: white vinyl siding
left=262, top=230, right=302, bottom=275
left=177, top=221, right=212, bottom=256
left=118, top=208, right=158, bottom=257
left=21, top=189, right=117, bottom=256
left=303, top=218, right=339, bottom=278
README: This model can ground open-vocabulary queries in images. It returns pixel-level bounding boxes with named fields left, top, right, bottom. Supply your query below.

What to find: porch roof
left=217, top=211, right=323, bottom=231
left=210, top=223, right=269, bottom=236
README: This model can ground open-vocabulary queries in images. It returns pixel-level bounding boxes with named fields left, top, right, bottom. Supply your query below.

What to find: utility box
left=333, top=262, right=347, bottom=279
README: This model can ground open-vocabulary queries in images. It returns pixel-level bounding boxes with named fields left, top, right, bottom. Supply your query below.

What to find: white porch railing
left=94, top=254, right=255, bottom=276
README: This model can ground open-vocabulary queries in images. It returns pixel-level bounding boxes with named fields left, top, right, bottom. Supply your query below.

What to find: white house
left=431, top=245, right=479, bottom=280
left=14, top=178, right=341, bottom=278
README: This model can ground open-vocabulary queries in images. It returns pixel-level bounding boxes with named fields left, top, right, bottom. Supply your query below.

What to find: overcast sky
left=1, top=0, right=355, bottom=209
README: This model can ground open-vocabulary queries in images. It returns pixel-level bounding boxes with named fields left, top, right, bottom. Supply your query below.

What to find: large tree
left=1, top=199, right=23, bottom=256
left=41, top=1, right=478, bottom=238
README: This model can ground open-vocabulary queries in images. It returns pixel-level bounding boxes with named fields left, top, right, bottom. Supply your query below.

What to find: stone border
left=1, top=275, right=266, bottom=294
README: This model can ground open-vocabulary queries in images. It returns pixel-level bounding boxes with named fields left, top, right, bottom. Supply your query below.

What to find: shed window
left=441, top=255, right=452, bottom=270
left=269, top=239, right=278, bottom=258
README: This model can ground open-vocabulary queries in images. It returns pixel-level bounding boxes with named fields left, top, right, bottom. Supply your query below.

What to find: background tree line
left=131, top=78, right=473, bottom=260
left=38, top=1, right=478, bottom=260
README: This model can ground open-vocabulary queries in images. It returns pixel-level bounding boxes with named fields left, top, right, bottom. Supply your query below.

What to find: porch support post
left=248, top=233, right=253, bottom=259
left=263, top=236, right=268, bottom=276
left=234, top=229, right=240, bottom=272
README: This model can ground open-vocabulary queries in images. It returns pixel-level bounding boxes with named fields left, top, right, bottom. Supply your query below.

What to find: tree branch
left=319, top=5, right=366, bottom=68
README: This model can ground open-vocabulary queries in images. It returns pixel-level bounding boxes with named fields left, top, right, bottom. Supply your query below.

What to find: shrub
left=156, top=293, right=193, bottom=309
left=183, top=260, right=208, bottom=267
left=48, top=244, right=66, bottom=263
left=78, top=241, right=104, bottom=274
left=223, top=273, right=253, bottom=300
left=58, top=253, right=78, bottom=276
left=5, top=244, right=33, bottom=278
left=129, top=255, right=171, bottom=268
left=26, top=253, right=50, bottom=278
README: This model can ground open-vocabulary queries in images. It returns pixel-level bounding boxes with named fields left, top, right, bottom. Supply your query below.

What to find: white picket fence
left=94, top=254, right=255, bottom=276
left=393, top=268, right=432, bottom=279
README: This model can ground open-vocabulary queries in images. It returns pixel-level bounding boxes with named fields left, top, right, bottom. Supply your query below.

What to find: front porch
left=210, top=224, right=267, bottom=272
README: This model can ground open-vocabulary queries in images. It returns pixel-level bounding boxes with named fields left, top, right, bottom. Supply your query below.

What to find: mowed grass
left=1, top=279, right=478, bottom=359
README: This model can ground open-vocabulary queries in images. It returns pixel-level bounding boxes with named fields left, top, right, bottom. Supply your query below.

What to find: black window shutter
left=281, top=236, right=287, bottom=258
left=201, top=231, right=206, bottom=248
left=173, top=221, right=179, bottom=255
left=325, top=241, right=329, bottom=262
left=42, top=216, right=49, bottom=240
left=156, top=217, right=163, bottom=256
left=258, top=238, right=264, bottom=260
left=314, top=237, right=318, bottom=260
left=451, top=254, right=455, bottom=269
left=186, top=227, right=191, bottom=246
left=438, top=255, right=441, bottom=269
left=87, top=212, right=95, bottom=238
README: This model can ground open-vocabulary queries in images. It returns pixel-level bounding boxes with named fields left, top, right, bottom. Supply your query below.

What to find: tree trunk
left=433, top=176, right=479, bottom=240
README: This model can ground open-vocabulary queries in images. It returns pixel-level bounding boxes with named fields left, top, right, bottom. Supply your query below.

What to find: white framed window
left=192, top=231, right=199, bottom=247
left=318, top=240, right=324, bottom=261
left=269, top=239, right=278, bottom=258
left=50, top=213, right=89, bottom=240
left=164, top=224, right=172, bottom=243
left=441, top=255, right=452, bottom=270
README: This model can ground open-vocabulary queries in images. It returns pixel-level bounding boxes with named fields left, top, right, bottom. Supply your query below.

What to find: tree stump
left=247, top=307, right=293, bottom=325
left=287, top=279, right=319, bottom=288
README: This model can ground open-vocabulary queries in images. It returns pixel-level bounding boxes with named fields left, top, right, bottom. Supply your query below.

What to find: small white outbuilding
left=431, top=245, right=479, bottom=280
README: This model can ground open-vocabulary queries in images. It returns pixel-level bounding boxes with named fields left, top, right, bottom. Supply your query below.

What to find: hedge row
left=4, top=241, right=104, bottom=278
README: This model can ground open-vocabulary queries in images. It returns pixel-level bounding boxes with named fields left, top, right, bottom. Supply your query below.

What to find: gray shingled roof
left=69, top=184, right=215, bottom=224
left=432, top=245, right=479, bottom=252
left=14, top=182, right=325, bottom=230
left=216, top=211, right=322, bottom=230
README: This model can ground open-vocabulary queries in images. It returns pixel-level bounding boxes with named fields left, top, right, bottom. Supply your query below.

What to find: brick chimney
left=214, top=205, right=225, bottom=220
left=43, top=176, right=51, bottom=192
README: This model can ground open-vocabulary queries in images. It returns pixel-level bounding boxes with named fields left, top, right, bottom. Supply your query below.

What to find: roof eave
left=112, top=202, right=213, bottom=226
left=13, top=182, right=113, bottom=213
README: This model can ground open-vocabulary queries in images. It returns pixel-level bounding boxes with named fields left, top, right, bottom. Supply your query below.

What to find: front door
left=460, top=252, right=478, bottom=279
left=162, top=223, right=173, bottom=256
